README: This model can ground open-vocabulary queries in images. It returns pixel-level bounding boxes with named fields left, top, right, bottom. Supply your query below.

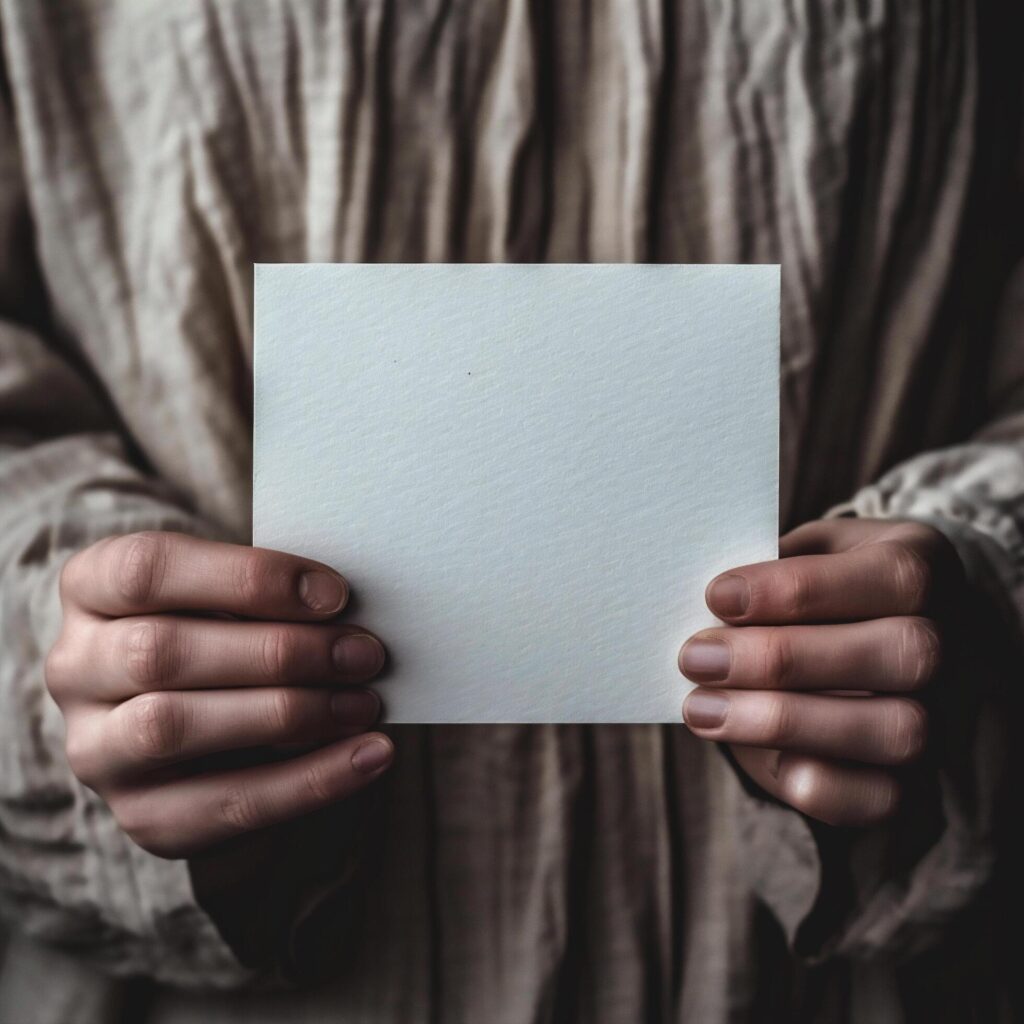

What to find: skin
left=46, top=532, right=392, bottom=858
left=679, top=517, right=959, bottom=827
left=46, top=517, right=958, bottom=857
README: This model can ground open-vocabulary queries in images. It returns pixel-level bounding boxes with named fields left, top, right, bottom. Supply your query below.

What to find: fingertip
left=350, top=733, right=394, bottom=775
left=682, top=689, right=730, bottom=731
left=706, top=574, right=750, bottom=620
left=298, top=569, right=349, bottom=616
left=678, top=635, right=731, bottom=682
left=330, top=686, right=381, bottom=723
left=332, top=632, right=386, bottom=677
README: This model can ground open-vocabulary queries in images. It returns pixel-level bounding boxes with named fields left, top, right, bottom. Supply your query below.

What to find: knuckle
left=301, top=761, right=338, bottom=806
left=264, top=688, right=306, bottom=735
left=886, top=541, right=934, bottom=612
left=110, top=798, right=144, bottom=840
left=123, top=692, right=186, bottom=763
left=58, top=552, right=85, bottom=606
left=64, top=728, right=103, bottom=789
left=778, top=759, right=903, bottom=827
left=898, top=521, right=957, bottom=567
left=258, top=626, right=302, bottom=684
left=886, top=698, right=928, bottom=764
left=44, top=641, right=75, bottom=702
left=113, top=798, right=180, bottom=858
left=782, top=567, right=813, bottom=620
left=778, top=760, right=831, bottom=818
left=761, top=632, right=795, bottom=689
left=889, top=521, right=940, bottom=547
left=234, top=551, right=285, bottom=608
left=124, top=619, right=179, bottom=690
left=895, top=617, right=943, bottom=689
left=220, top=784, right=266, bottom=834
left=112, top=533, right=166, bottom=608
left=760, top=694, right=795, bottom=747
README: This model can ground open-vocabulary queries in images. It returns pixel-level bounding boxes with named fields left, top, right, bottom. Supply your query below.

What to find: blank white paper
left=253, top=264, right=778, bottom=723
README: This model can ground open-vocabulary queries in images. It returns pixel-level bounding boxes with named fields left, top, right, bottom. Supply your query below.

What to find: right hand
left=45, top=531, right=393, bottom=858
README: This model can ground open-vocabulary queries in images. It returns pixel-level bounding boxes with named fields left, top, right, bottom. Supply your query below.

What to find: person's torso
left=5, top=0, right=1011, bottom=537
left=2, top=3, right=1015, bottom=1020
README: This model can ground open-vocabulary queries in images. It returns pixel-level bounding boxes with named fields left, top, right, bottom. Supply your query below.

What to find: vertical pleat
left=0, top=1, right=1000, bottom=1022
left=426, top=725, right=584, bottom=1023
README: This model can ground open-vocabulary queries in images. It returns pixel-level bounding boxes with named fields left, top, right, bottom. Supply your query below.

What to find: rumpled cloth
left=0, top=1, right=1021, bottom=1021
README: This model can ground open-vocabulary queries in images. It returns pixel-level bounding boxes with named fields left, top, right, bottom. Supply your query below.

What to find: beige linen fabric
left=0, top=2, right=1021, bottom=1022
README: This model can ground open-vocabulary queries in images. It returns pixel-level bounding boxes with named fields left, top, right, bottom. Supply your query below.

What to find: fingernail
left=680, top=638, right=731, bottom=681
left=331, top=688, right=380, bottom=723
left=351, top=737, right=393, bottom=774
left=683, top=690, right=730, bottom=730
left=707, top=574, right=750, bottom=618
left=299, top=570, right=347, bottom=613
left=333, top=634, right=385, bottom=676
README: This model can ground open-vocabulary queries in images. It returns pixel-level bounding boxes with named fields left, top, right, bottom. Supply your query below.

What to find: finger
left=682, top=688, right=927, bottom=765
left=778, top=517, right=955, bottom=561
left=80, top=615, right=385, bottom=700
left=96, top=687, right=380, bottom=780
left=64, top=690, right=380, bottom=787
left=705, top=541, right=937, bottom=625
left=112, top=732, right=395, bottom=857
left=62, top=532, right=351, bottom=620
left=778, top=517, right=895, bottom=557
left=678, top=616, right=941, bottom=692
left=730, top=746, right=901, bottom=827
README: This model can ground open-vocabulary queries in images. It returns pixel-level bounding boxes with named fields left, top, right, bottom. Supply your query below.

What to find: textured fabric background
left=0, top=2, right=1021, bottom=1022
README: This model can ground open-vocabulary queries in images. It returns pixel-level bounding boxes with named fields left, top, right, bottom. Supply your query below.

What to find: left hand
left=679, top=518, right=963, bottom=827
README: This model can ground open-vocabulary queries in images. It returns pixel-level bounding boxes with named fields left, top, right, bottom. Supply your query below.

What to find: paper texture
left=253, top=264, right=778, bottom=723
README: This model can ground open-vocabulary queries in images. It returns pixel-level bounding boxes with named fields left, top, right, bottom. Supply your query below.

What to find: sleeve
left=732, top=262, right=1024, bottom=963
left=0, top=55, right=252, bottom=989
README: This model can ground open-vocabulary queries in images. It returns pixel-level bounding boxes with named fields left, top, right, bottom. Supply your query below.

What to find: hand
left=679, top=518, right=962, bottom=827
left=46, top=531, right=392, bottom=858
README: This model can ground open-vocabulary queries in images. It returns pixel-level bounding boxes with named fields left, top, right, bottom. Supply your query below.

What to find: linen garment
left=0, top=1, right=1021, bottom=1022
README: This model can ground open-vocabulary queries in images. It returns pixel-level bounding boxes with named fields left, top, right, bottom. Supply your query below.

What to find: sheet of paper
left=253, top=263, right=778, bottom=723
